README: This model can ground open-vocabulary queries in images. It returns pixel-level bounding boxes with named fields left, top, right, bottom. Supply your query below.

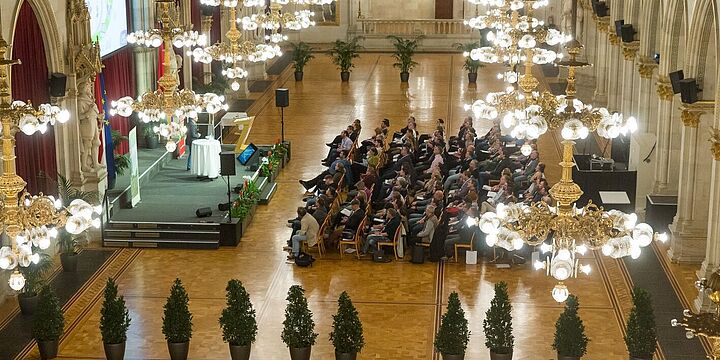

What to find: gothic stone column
left=696, top=111, right=720, bottom=310
left=668, top=103, right=715, bottom=263
left=652, top=76, right=676, bottom=194
left=606, top=31, right=622, bottom=111
left=593, top=16, right=610, bottom=106
left=627, top=53, right=658, bottom=211
left=620, top=41, right=639, bottom=116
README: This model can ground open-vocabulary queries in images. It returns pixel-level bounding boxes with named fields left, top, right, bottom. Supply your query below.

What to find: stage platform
left=102, top=145, right=278, bottom=249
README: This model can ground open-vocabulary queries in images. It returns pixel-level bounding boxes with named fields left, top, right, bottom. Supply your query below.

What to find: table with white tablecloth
left=190, top=138, right=221, bottom=178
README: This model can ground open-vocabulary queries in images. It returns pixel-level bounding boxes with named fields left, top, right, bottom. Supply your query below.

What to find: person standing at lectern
left=186, top=118, right=201, bottom=171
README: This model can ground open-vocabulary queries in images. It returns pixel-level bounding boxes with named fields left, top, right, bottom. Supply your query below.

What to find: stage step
left=258, top=179, right=277, bottom=205
left=103, top=221, right=220, bottom=249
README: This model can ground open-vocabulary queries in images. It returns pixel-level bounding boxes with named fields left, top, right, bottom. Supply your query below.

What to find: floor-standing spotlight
left=275, top=88, right=289, bottom=142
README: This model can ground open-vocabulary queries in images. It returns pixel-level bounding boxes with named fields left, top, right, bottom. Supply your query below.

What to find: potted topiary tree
left=100, top=278, right=131, bottom=360
left=290, top=42, right=315, bottom=81
left=142, top=124, right=159, bottom=149
left=454, top=42, right=484, bottom=83
left=281, top=285, right=318, bottom=360
left=219, top=279, right=257, bottom=360
left=625, top=287, right=657, bottom=360
left=329, top=37, right=363, bottom=82
left=387, top=35, right=424, bottom=82
left=57, top=175, right=98, bottom=272
left=483, top=282, right=514, bottom=360
left=434, top=292, right=470, bottom=360
left=330, top=291, right=364, bottom=360
left=32, top=286, right=64, bottom=360
left=18, top=252, right=53, bottom=316
left=553, top=294, right=589, bottom=360
left=163, top=278, right=193, bottom=360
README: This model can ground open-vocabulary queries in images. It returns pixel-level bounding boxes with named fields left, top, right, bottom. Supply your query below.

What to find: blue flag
left=99, top=73, right=116, bottom=181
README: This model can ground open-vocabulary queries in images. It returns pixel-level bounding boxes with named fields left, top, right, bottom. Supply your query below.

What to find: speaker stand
left=280, top=106, right=285, bottom=143
left=226, top=175, right=232, bottom=223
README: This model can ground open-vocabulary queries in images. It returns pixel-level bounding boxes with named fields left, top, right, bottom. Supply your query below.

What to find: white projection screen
left=88, top=0, right=128, bottom=57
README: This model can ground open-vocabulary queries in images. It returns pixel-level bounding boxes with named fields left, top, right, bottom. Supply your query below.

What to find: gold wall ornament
left=656, top=76, right=674, bottom=101
left=637, top=58, right=658, bottom=79
left=709, top=127, right=720, bottom=161
left=608, top=32, right=620, bottom=46
left=621, top=41, right=639, bottom=61
left=596, top=16, right=609, bottom=32
left=680, top=109, right=702, bottom=128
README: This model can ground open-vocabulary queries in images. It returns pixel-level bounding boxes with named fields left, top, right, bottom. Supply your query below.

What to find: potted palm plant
left=281, top=285, right=318, bottom=360
left=434, top=292, right=470, bottom=360
left=329, top=37, right=363, bottom=82
left=330, top=291, right=364, bottom=360
left=100, top=278, right=131, bottom=360
left=57, top=175, right=98, bottom=272
left=483, top=282, right=514, bottom=359
left=454, top=42, right=484, bottom=83
left=290, top=42, right=315, bottom=81
left=32, top=286, right=64, bottom=360
left=18, top=252, right=53, bottom=316
left=388, top=35, right=423, bottom=82
left=625, top=287, right=657, bottom=360
left=163, top=278, right=193, bottom=360
left=108, top=130, right=129, bottom=190
left=553, top=294, right=589, bottom=360
left=219, top=279, right=257, bottom=360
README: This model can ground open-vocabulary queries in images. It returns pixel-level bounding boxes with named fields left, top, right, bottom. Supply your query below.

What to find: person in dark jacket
left=363, top=208, right=401, bottom=254
left=185, top=118, right=201, bottom=171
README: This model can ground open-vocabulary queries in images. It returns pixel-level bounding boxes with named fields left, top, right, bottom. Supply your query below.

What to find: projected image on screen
left=88, top=0, right=128, bottom=57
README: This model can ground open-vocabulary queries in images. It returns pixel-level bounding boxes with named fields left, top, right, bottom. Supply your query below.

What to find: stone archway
left=9, top=0, right=64, bottom=74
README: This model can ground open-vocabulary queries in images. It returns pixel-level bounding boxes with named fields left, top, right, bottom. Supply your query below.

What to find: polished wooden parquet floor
left=12, top=54, right=651, bottom=359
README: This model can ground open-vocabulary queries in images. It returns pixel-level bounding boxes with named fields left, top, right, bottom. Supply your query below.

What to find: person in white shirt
left=288, top=207, right=319, bottom=260
left=323, top=130, right=353, bottom=164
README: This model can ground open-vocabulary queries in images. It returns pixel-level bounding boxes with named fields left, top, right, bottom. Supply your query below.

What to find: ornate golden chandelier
left=239, top=0, right=317, bottom=36
left=192, top=0, right=283, bottom=91
left=673, top=270, right=720, bottom=358
left=111, top=0, right=228, bottom=152
left=465, top=0, right=564, bottom=65
left=465, top=0, right=662, bottom=302
left=0, top=35, right=99, bottom=291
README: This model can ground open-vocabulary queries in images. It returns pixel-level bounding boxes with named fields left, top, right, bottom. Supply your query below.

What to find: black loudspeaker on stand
left=220, top=152, right=236, bottom=176
left=276, top=89, right=289, bottom=142
left=220, top=152, right=236, bottom=223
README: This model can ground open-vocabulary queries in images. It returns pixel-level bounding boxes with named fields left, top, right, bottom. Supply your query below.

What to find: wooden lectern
left=220, top=112, right=255, bottom=153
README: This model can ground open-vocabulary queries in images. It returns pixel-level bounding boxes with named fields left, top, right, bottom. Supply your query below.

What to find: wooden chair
left=337, top=177, right=347, bottom=202
left=377, top=224, right=402, bottom=260
left=339, top=218, right=365, bottom=260
left=454, top=232, right=476, bottom=263
left=303, top=216, right=328, bottom=258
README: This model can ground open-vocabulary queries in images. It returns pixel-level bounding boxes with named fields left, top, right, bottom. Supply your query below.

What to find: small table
left=191, top=138, right=221, bottom=178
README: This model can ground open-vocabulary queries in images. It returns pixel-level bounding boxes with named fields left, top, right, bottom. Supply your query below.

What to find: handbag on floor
left=295, top=252, right=315, bottom=267
left=373, top=248, right=392, bottom=263
left=411, top=245, right=425, bottom=264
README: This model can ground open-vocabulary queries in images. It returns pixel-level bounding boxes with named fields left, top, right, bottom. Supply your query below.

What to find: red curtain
left=12, top=2, right=56, bottom=195
left=101, top=47, right=136, bottom=154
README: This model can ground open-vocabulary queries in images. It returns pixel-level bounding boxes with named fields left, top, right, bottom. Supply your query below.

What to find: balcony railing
left=357, top=19, right=475, bottom=37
